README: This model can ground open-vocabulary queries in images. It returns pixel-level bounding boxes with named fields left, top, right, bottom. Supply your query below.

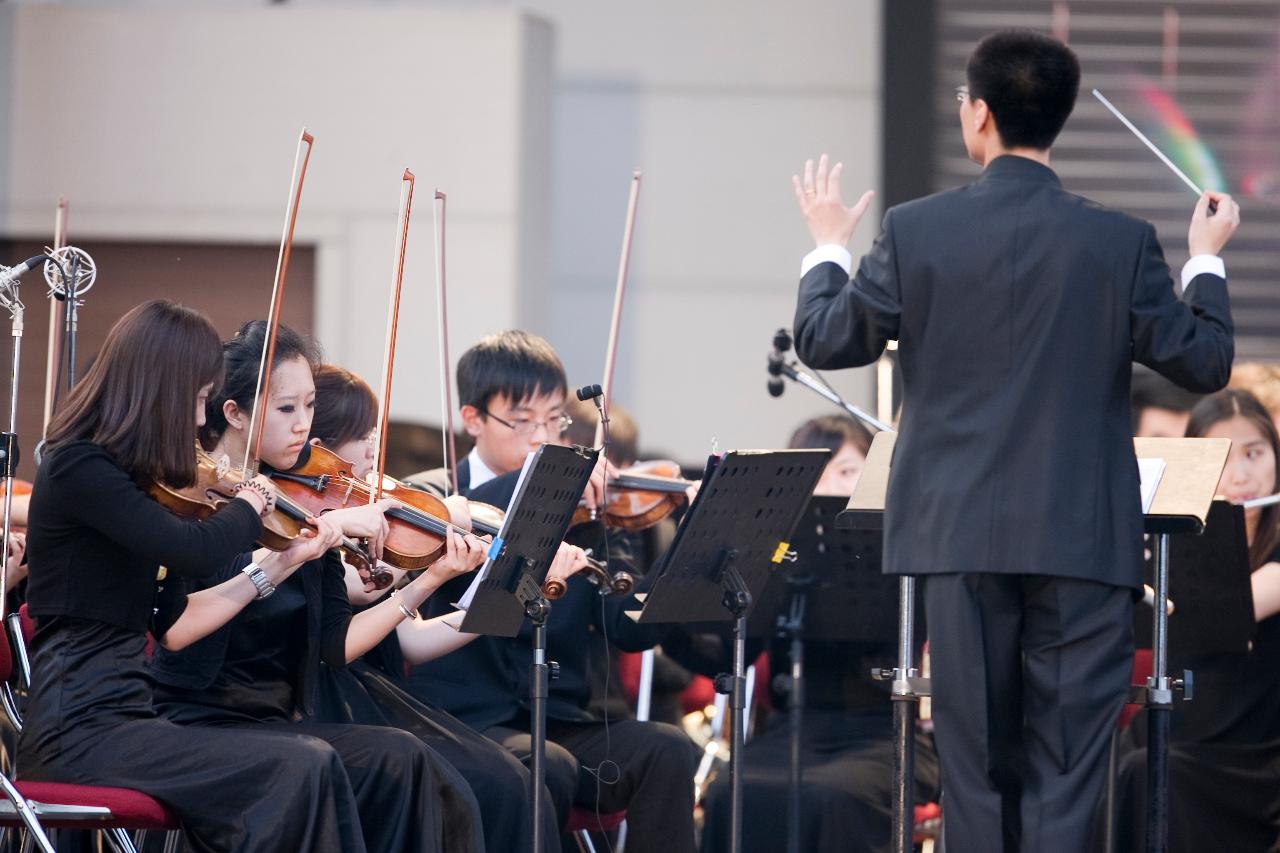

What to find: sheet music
left=1138, top=457, right=1166, bottom=514
left=455, top=450, right=537, bottom=611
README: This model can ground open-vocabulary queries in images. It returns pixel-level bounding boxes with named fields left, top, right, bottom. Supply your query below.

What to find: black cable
left=578, top=391, right=620, bottom=851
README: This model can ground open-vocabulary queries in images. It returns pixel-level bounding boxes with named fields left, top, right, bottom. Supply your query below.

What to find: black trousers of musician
left=319, top=660, right=562, bottom=851
left=923, top=573, right=1132, bottom=853
left=485, top=715, right=699, bottom=853
left=699, top=709, right=941, bottom=853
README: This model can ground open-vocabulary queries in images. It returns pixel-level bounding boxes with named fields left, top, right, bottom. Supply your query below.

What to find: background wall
left=0, top=0, right=883, bottom=463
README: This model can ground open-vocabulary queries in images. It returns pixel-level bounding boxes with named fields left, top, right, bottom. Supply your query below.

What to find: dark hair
left=787, top=415, right=873, bottom=457
left=310, top=364, right=378, bottom=449
left=966, top=30, right=1080, bottom=150
left=1186, top=389, right=1280, bottom=570
left=1131, top=366, right=1202, bottom=432
left=46, top=300, right=223, bottom=487
left=565, top=397, right=639, bottom=466
left=456, top=330, right=567, bottom=413
left=201, top=319, right=320, bottom=447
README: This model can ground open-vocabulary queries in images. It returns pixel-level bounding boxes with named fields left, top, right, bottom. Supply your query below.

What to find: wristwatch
left=241, top=562, right=275, bottom=600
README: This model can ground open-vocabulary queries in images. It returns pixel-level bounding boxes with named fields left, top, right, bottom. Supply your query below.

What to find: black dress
left=151, top=553, right=482, bottom=853
left=17, top=441, right=366, bottom=853
left=697, top=638, right=941, bottom=853
left=1112, top=547, right=1280, bottom=852
left=314, top=620, right=561, bottom=851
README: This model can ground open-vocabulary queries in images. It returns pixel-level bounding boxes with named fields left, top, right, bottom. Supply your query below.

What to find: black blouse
left=1172, top=545, right=1280, bottom=745
left=151, top=551, right=352, bottom=719
left=25, top=440, right=262, bottom=634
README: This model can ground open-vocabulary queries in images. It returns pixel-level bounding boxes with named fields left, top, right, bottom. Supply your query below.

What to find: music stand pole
left=713, top=551, right=751, bottom=853
left=527, top=592, right=552, bottom=853
left=780, top=587, right=807, bottom=853
left=1145, top=533, right=1172, bottom=853
left=889, top=576, right=919, bottom=853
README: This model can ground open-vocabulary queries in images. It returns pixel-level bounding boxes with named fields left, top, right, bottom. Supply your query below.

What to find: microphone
left=767, top=328, right=792, bottom=397
left=0, top=255, right=48, bottom=288
left=576, top=383, right=608, bottom=447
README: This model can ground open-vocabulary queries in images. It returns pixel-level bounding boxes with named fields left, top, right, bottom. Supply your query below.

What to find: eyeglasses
left=481, top=409, right=573, bottom=437
left=955, top=85, right=971, bottom=104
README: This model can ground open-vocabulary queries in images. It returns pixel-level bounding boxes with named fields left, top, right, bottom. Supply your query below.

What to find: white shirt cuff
left=1181, top=255, right=1225, bottom=292
left=800, top=245, right=852, bottom=278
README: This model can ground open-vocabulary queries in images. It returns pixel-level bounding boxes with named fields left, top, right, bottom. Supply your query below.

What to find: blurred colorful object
left=1130, top=78, right=1228, bottom=193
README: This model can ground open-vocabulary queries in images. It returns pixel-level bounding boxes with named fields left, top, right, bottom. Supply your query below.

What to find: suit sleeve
left=53, top=443, right=263, bottom=580
left=1130, top=222, right=1233, bottom=392
left=793, top=209, right=902, bottom=369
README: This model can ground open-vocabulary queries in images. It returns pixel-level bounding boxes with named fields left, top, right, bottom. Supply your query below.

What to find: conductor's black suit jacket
left=794, top=155, right=1233, bottom=590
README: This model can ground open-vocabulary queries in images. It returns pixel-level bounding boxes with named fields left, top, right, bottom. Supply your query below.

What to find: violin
left=149, top=448, right=384, bottom=586
left=571, top=459, right=694, bottom=532
left=265, top=444, right=462, bottom=580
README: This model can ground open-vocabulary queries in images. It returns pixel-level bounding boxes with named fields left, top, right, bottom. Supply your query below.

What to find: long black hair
left=200, top=320, right=319, bottom=449
left=1186, top=388, right=1280, bottom=570
left=309, top=364, right=377, bottom=449
left=47, top=300, right=223, bottom=487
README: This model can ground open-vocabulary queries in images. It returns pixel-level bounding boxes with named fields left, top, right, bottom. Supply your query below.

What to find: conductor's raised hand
left=1188, top=191, right=1240, bottom=257
left=792, top=154, right=875, bottom=248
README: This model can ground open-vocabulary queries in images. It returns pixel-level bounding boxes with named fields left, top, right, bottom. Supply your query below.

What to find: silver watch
left=241, top=562, right=275, bottom=600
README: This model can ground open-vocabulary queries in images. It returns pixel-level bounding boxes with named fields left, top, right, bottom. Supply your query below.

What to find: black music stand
left=747, top=494, right=922, bottom=853
left=1101, top=498, right=1253, bottom=853
left=455, top=443, right=598, bottom=853
left=836, top=431, right=925, bottom=853
left=1130, top=437, right=1229, bottom=853
left=635, top=449, right=828, bottom=853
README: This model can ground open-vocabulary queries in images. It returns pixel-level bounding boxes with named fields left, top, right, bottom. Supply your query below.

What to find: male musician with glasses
left=404, top=329, right=697, bottom=853
left=789, top=30, right=1239, bottom=853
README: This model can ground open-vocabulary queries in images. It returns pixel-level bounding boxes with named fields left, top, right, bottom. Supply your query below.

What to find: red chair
left=565, top=807, right=627, bottom=853
left=0, top=604, right=181, bottom=853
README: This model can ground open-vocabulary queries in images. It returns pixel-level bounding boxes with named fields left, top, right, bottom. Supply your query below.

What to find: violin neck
left=609, top=473, right=690, bottom=494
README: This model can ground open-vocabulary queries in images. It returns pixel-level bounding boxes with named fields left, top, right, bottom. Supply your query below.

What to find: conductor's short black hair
left=966, top=30, right=1080, bottom=151
left=457, top=330, right=567, bottom=413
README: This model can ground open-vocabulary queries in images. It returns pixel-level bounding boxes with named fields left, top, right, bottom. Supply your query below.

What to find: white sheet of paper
left=1138, top=457, right=1166, bottom=514
left=455, top=450, right=538, bottom=611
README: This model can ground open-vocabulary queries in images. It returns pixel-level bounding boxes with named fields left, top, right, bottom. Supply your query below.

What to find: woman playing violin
left=148, top=320, right=486, bottom=853
left=309, top=362, right=562, bottom=851
left=18, top=300, right=372, bottom=852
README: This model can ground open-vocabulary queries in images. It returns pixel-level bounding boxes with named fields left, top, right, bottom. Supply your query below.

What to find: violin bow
left=595, top=171, right=642, bottom=448
left=433, top=190, right=459, bottom=496
left=369, top=169, right=415, bottom=504
left=242, top=128, right=314, bottom=476
left=40, top=196, right=70, bottom=442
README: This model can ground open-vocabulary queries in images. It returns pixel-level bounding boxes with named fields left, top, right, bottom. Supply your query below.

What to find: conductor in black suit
left=789, top=31, right=1240, bottom=853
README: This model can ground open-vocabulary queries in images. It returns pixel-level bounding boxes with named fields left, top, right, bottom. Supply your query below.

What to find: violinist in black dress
left=148, top=321, right=487, bottom=853
left=19, top=300, right=367, bottom=852
left=306, top=362, right=562, bottom=852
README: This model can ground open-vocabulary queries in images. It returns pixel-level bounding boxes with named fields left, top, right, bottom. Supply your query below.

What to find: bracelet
left=233, top=480, right=276, bottom=517
left=241, top=562, right=276, bottom=600
left=391, top=590, right=421, bottom=621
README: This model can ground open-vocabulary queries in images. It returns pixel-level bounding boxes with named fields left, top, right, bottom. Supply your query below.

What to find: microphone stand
left=769, top=354, right=894, bottom=434
left=0, top=266, right=30, bottom=621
